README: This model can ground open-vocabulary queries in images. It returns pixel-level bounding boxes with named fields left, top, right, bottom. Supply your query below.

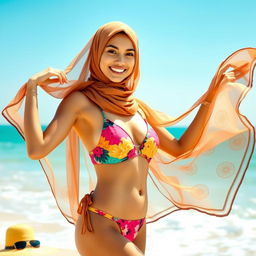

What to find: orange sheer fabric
left=2, top=21, right=255, bottom=227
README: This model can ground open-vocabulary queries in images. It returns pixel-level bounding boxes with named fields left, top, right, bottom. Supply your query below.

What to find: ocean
left=0, top=125, right=256, bottom=256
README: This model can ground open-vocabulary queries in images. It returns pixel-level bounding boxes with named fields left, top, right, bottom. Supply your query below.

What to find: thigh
left=133, top=222, right=146, bottom=253
left=75, top=211, right=145, bottom=256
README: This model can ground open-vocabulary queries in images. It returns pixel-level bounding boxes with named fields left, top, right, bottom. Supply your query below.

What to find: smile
left=109, top=66, right=126, bottom=74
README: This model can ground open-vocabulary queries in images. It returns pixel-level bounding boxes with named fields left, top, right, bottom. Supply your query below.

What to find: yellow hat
left=0, top=224, right=80, bottom=256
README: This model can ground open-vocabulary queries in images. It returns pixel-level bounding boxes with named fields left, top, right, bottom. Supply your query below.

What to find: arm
left=152, top=71, right=236, bottom=157
left=24, top=82, right=85, bottom=160
left=150, top=104, right=211, bottom=158
left=178, top=70, right=237, bottom=154
left=152, top=125, right=182, bottom=158
left=178, top=102, right=211, bottom=155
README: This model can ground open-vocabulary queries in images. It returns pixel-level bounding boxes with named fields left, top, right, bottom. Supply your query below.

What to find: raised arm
left=152, top=71, right=237, bottom=158
left=150, top=102, right=214, bottom=158
left=24, top=85, right=85, bottom=160
left=178, top=70, right=237, bottom=154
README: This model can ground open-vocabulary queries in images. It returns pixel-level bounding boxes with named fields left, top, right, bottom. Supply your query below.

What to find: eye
left=107, top=50, right=116, bottom=54
left=107, top=50, right=134, bottom=57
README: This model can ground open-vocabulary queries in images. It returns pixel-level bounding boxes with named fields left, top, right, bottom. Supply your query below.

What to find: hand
left=27, top=67, right=69, bottom=87
left=205, top=70, right=238, bottom=103
left=220, top=70, right=237, bottom=85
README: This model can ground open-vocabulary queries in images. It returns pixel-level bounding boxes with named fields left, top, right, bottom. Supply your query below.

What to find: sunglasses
left=6, top=240, right=40, bottom=250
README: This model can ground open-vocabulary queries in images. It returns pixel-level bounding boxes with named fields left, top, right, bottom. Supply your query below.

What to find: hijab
left=2, top=21, right=256, bottom=225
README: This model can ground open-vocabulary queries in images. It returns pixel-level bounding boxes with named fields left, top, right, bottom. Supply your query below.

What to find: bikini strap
left=101, top=110, right=107, bottom=121
left=98, top=106, right=107, bottom=121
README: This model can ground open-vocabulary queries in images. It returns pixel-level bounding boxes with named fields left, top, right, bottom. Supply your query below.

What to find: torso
left=73, top=94, right=149, bottom=219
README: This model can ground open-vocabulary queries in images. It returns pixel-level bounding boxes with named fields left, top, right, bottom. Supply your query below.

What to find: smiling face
left=99, top=32, right=136, bottom=83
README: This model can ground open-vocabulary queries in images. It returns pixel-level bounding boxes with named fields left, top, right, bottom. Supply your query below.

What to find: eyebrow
left=106, top=44, right=135, bottom=52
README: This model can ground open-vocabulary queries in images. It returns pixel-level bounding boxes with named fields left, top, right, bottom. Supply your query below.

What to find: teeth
left=110, top=67, right=125, bottom=73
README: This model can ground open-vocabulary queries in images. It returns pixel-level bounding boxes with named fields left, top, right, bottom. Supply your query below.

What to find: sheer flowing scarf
left=2, top=21, right=255, bottom=225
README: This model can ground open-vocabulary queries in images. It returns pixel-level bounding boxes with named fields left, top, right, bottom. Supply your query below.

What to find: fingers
left=220, top=63, right=246, bottom=81
left=47, top=68, right=68, bottom=84
left=56, top=70, right=65, bottom=84
left=60, top=70, right=69, bottom=84
left=227, top=72, right=236, bottom=81
left=223, top=71, right=236, bottom=83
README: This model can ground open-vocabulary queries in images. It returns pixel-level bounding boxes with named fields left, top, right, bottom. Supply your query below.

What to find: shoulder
left=62, top=90, right=91, bottom=105
left=62, top=91, right=103, bottom=124
left=60, top=91, right=94, bottom=113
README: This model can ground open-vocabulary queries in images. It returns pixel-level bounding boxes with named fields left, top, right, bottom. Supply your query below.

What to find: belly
left=91, top=158, right=149, bottom=219
left=92, top=187, right=148, bottom=219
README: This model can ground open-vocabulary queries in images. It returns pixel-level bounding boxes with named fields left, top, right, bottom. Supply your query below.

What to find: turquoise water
left=1, top=125, right=256, bottom=255
left=0, top=124, right=187, bottom=173
left=0, top=125, right=186, bottom=143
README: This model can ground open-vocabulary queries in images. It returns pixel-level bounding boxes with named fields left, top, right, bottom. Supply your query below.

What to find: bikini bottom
left=77, top=191, right=146, bottom=242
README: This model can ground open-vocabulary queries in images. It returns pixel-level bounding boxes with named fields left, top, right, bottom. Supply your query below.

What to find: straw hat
left=0, top=224, right=80, bottom=256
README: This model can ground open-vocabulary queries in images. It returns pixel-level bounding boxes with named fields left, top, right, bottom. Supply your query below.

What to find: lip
left=109, top=66, right=127, bottom=74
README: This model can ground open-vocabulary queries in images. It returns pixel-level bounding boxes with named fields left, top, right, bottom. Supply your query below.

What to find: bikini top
left=89, top=110, right=160, bottom=165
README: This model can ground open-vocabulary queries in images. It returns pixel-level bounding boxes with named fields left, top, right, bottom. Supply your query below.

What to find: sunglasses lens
left=14, top=241, right=26, bottom=250
left=30, top=240, right=40, bottom=248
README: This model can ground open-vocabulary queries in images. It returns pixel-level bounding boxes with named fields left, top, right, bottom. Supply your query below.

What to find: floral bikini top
left=89, top=110, right=160, bottom=165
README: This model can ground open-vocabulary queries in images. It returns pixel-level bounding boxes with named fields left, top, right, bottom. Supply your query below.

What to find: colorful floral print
left=108, top=137, right=134, bottom=159
left=89, top=111, right=160, bottom=165
left=98, top=136, right=110, bottom=149
left=92, top=147, right=104, bottom=157
left=140, top=137, right=158, bottom=159
left=115, top=218, right=145, bottom=242
left=127, top=147, right=137, bottom=159
left=88, top=206, right=145, bottom=242
left=101, top=125, right=125, bottom=145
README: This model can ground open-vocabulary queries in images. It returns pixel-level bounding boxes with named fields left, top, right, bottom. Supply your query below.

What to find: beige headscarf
left=2, top=21, right=256, bottom=227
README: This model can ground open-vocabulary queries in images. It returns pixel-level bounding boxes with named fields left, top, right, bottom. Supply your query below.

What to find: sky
left=1, top=0, right=256, bottom=126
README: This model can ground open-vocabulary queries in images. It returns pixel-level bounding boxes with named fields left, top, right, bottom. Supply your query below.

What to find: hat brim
left=0, top=246, right=80, bottom=256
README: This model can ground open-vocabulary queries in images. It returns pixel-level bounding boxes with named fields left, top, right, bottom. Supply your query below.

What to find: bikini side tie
left=77, top=190, right=95, bottom=234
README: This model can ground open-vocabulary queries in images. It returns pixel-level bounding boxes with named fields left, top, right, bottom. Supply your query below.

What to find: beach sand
left=0, top=244, right=80, bottom=256
left=0, top=212, right=80, bottom=255
left=0, top=243, right=81, bottom=255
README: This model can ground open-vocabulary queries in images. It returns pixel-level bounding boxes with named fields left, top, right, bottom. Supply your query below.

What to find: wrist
left=202, top=99, right=211, bottom=107
left=26, top=81, right=38, bottom=95
left=27, top=78, right=38, bottom=87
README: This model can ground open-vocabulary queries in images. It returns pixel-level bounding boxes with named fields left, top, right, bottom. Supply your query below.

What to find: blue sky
left=1, top=0, right=256, bottom=126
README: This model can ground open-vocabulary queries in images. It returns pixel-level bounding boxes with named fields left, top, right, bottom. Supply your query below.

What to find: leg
left=75, top=211, right=145, bottom=256
left=133, top=221, right=147, bottom=253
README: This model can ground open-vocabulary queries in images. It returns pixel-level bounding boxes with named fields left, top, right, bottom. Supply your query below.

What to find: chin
left=111, top=78, right=123, bottom=83
left=106, top=70, right=130, bottom=83
left=108, top=75, right=128, bottom=83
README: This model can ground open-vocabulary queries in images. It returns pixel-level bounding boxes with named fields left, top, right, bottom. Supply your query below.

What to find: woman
left=2, top=22, right=256, bottom=256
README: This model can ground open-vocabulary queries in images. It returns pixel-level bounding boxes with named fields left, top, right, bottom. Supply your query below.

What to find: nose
left=116, top=54, right=125, bottom=63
